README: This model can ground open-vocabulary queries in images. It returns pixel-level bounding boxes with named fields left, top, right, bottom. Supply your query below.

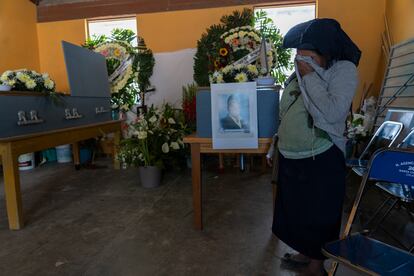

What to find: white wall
left=145, top=48, right=197, bottom=108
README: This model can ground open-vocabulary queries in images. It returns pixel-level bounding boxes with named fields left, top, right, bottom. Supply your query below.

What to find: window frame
left=254, top=1, right=316, bottom=18
left=86, top=15, right=138, bottom=40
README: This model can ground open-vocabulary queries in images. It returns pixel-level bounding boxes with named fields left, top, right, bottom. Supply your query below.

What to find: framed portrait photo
left=211, top=82, right=258, bottom=149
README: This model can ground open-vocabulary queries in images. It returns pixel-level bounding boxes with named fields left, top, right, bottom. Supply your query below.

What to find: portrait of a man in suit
left=220, top=95, right=249, bottom=131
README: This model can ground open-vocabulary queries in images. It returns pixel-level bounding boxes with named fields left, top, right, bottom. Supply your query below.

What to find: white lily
left=162, top=143, right=169, bottom=153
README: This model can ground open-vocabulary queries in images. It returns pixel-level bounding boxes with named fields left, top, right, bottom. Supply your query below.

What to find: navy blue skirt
left=272, top=145, right=346, bottom=260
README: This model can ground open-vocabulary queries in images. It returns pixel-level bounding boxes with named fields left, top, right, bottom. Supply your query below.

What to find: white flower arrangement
left=220, top=25, right=278, bottom=76
left=221, top=26, right=261, bottom=53
left=94, top=42, right=136, bottom=94
left=119, top=104, right=187, bottom=168
left=346, top=113, right=369, bottom=140
left=0, top=69, right=55, bottom=92
left=210, top=64, right=259, bottom=84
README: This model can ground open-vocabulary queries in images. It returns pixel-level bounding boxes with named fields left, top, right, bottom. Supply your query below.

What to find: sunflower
left=214, top=60, right=220, bottom=69
left=113, top=48, right=121, bottom=57
left=219, top=48, right=228, bottom=57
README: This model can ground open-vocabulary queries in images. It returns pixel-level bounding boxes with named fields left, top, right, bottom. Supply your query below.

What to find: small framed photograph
left=211, top=82, right=258, bottom=149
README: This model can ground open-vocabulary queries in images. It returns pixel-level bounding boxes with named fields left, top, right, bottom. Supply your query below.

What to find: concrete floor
left=0, top=157, right=369, bottom=275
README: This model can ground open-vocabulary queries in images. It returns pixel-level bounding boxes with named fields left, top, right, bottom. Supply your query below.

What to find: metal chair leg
left=328, top=173, right=371, bottom=276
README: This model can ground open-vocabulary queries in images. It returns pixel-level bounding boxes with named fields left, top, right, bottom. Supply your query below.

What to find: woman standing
left=268, top=19, right=361, bottom=276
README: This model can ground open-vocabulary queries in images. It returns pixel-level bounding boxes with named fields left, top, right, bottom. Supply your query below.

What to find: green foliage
left=194, top=8, right=253, bottom=86
left=194, top=24, right=226, bottom=86
left=83, top=29, right=137, bottom=49
left=220, top=8, right=254, bottom=29
left=83, top=34, right=107, bottom=50
left=111, top=28, right=136, bottom=44
left=254, top=10, right=293, bottom=84
left=193, top=8, right=293, bottom=86
left=137, top=46, right=155, bottom=96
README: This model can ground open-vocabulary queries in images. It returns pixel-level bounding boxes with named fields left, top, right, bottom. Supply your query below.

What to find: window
left=87, top=17, right=138, bottom=46
left=256, top=4, right=316, bottom=37
left=255, top=4, right=316, bottom=78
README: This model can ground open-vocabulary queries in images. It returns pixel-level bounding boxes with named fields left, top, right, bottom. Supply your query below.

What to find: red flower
left=182, top=96, right=196, bottom=124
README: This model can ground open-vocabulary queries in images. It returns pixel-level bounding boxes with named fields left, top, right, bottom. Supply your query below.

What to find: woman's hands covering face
left=296, top=60, right=314, bottom=77
left=296, top=49, right=326, bottom=77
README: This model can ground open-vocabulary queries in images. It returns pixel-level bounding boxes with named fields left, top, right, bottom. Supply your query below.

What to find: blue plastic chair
left=360, top=129, right=414, bottom=246
left=346, top=121, right=403, bottom=177
left=324, top=233, right=414, bottom=275
left=324, top=149, right=414, bottom=275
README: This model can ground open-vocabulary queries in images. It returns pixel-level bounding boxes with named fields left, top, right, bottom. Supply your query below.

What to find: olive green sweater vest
left=277, top=78, right=333, bottom=159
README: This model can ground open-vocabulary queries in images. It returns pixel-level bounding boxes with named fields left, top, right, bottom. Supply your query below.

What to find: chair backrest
left=397, top=128, right=414, bottom=148
left=359, top=121, right=404, bottom=163
left=368, top=149, right=414, bottom=201
left=384, top=108, right=414, bottom=145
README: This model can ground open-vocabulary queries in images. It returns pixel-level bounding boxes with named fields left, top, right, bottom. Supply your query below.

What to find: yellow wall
left=386, top=0, right=414, bottom=44
left=4, top=1, right=412, bottom=108
left=37, top=20, right=86, bottom=93
left=36, top=6, right=251, bottom=92
left=318, top=0, right=386, bottom=107
left=137, top=5, right=251, bottom=53
left=0, top=0, right=40, bottom=73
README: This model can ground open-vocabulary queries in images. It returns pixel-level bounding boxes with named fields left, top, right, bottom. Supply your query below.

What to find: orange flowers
left=219, top=47, right=228, bottom=57
left=214, top=60, right=220, bottom=69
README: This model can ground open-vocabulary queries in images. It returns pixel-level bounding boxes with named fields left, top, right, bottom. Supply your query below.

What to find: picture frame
left=211, top=82, right=258, bottom=149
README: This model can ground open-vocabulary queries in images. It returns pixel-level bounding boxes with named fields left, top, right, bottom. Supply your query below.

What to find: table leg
left=219, top=153, right=224, bottom=171
left=2, top=144, right=23, bottom=230
left=113, top=130, right=121, bottom=170
left=191, top=143, right=202, bottom=230
left=72, top=142, right=80, bottom=170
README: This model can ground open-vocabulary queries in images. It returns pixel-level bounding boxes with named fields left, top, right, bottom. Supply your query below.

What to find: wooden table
left=183, top=134, right=272, bottom=230
left=0, top=121, right=121, bottom=230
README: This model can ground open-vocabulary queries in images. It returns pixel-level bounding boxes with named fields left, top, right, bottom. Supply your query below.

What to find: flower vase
left=138, top=166, right=162, bottom=188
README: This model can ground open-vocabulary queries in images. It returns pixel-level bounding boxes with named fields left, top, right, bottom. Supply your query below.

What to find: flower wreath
left=94, top=41, right=138, bottom=94
left=221, top=26, right=278, bottom=75
left=210, top=25, right=278, bottom=84
left=221, top=26, right=261, bottom=53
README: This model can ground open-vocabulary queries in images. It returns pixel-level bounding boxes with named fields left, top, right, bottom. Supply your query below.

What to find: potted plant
left=118, top=104, right=186, bottom=188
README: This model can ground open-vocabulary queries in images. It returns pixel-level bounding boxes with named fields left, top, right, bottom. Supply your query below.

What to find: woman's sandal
left=281, top=253, right=311, bottom=267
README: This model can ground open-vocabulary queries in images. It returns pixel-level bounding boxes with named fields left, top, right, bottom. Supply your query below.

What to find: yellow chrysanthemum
left=44, top=79, right=54, bottom=90
left=235, top=72, right=248, bottom=83
left=25, top=79, right=36, bottom=89
left=16, top=72, right=30, bottom=83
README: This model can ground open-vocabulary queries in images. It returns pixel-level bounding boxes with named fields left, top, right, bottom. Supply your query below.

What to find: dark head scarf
left=283, top=18, right=362, bottom=66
